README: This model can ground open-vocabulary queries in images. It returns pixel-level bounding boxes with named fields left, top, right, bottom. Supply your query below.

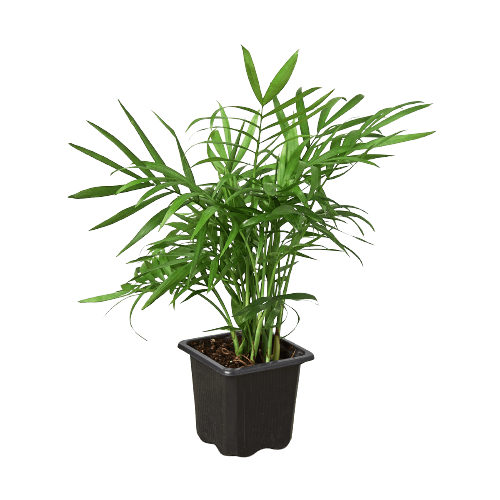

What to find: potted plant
left=69, top=46, right=433, bottom=457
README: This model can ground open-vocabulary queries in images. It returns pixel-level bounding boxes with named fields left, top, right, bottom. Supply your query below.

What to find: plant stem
left=250, top=311, right=265, bottom=362
left=272, top=333, right=280, bottom=361
left=212, top=287, right=239, bottom=352
left=282, top=252, right=296, bottom=295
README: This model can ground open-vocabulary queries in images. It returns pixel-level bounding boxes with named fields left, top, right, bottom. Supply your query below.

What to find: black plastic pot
left=178, top=332, right=314, bottom=457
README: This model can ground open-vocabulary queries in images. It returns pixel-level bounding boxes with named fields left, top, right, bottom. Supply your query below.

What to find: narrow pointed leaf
left=351, top=132, right=435, bottom=151
left=318, top=97, right=347, bottom=131
left=262, top=50, right=299, bottom=105
left=118, top=100, right=164, bottom=164
left=325, top=94, right=365, bottom=126
left=142, top=264, right=192, bottom=309
left=207, top=256, right=219, bottom=292
left=79, top=290, right=129, bottom=303
left=160, top=193, right=202, bottom=229
left=216, top=102, right=232, bottom=157
left=235, top=113, right=259, bottom=163
left=241, top=46, right=263, bottom=104
left=69, top=183, right=149, bottom=199
left=209, top=129, right=227, bottom=159
left=117, top=207, right=169, bottom=256
left=235, top=292, right=317, bottom=322
left=191, top=206, right=219, bottom=239
left=90, top=193, right=169, bottom=231
left=220, top=222, right=240, bottom=257
left=153, top=112, right=196, bottom=186
left=367, top=104, right=431, bottom=133
left=69, top=143, right=143, bottom=180
left=187, top=225, right=207, bottom=287
left=263, top=87, right=321, bottom=118
left=87, top=121, right=144, bottom=166
left=140, top=262, right=209, bottom=311
left=295, top=87, right=311, bottom=151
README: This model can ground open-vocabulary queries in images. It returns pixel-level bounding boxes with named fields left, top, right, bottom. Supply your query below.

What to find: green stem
left=282, top=253, right=296, bottom=295
left=212, top=287, right=239, bottom=352
left=236, top=337, right=247, bottom=355
left=265, top=322, right=274, bottom=362
left=272, top=333, right=280, bottom=361
left=252, top=107, right=264, bottom=208
left=250, top=311, right=265, bottom=362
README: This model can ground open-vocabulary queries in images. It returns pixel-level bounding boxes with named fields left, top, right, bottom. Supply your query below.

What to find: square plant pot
left=178, top=332, right=314, bottom=457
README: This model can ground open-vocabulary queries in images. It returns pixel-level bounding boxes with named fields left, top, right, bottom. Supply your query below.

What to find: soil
left=188, top=335, right=299, bottom=369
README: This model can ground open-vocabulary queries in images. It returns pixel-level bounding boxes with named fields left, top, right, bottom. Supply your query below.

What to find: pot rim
left=178, top=331, right=314, bottom=376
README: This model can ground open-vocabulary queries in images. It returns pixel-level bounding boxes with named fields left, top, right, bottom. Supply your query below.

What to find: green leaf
left=256, top=227, right=265, bottom=264
left=160, top=193, right=202, bottom=230
left=141, top=263, right=192, bottom=309
left=263, top=87, right=320, bottom=118
left=141, top=257, right=163, bottom=283
left=180, top=288, right=208, bottom=304
left=332, top=210, right=375, bottom=232
left=153, top=112, right=196, bottom=186
left=135, top=183, right=175, bottom=206
left=318, top=97, right=347, bottom=131
left=69, top=143, right=143, bottom=180
left=263, top=182, right=277, bottom=195
left=231, top=297, right=246, bottom=327
left=241, top=46, right=263, bottom=104
left=115, top=178, right=154, bottom=195
left=140, top=261, right=206, bottom=311
left=118, top=100, right=164, bottom=164
left=117, top=207, right=169, bottom=256
left=235, top=113, right=259, bottom=163
left=191, top=205, right=219, bottom=239
left=87, top=121, right=144, bottom=167
left=90, top=192, right=169, bottom=231
left=79, top=290, right=129, bottom=303
left=207, top=256, right=219, bottom=292
left=262, top=50, right=299, bottom=105
left=325, top=94, right=365, bottom=127
left=235, top=293, right=317, bottom=322
left=129, top=252, right=189, bottom=283
left=295, top=87, right=311, bottom=150
left=68, top=183, right=149, bottom=199
left=351, top=132, right=435, bottom=152
left=216, top=102, right=232, bottom=158
left=220, top=222, right=240, bottom=257
left=291, top=185, right=308, bottom=206
left=142, top=161, right=203, bottom=194
left=308, top=166, right=320, bottom=200
left=263, top=89, right=335, bottom=132
left=240, top=205, right=298, bottom=229
left=367, top=104, right=431, bottom=133
left=187, top=225, right=207, bottom=287
left=343, top=129, right=361, bottom=149
left=293, top=205, right=324, bottom=224
left=310, top=221, right=350, bottom=256
left=120, top=283, right=136, bottom=292
left=212, top=174, right=241, bottom=199
left=209, top=129, right=227, bottom=159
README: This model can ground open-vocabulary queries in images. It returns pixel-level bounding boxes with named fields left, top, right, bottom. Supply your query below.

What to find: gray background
left=1, top=0, right=498, bottom=498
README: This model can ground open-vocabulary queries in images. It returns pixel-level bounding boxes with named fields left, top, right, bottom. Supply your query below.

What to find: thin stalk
left=212, top=287, right=239, bottom=352
left=282, top=252, right=297, bottom=295
left=251, top=107, right=264, bottom=208
left=250, top=311, right=265, bottom=362
left=272, top=334, right=280, bottom=361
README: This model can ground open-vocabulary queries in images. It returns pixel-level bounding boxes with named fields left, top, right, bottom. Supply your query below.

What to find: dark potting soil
left=188, top=335, right=298, bottom=369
